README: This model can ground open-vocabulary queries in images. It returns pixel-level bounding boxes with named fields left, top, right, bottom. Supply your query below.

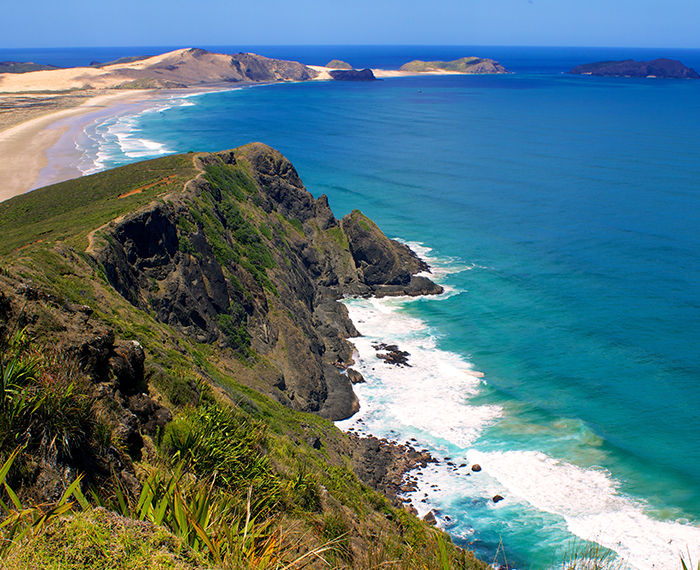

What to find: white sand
left=0, top=91, right=150, bottom=202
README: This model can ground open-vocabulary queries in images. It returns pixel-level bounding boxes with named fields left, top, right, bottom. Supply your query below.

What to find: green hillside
left=0, top=145, right=487, bottom=569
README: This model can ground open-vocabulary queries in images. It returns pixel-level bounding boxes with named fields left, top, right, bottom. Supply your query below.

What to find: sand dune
left=0, top=48, right=317, bottom=93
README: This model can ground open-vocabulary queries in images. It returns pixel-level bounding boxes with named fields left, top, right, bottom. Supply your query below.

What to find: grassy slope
left=0, top=154, right=197, bottom=255
left=0, top=151, right=489, bottom=569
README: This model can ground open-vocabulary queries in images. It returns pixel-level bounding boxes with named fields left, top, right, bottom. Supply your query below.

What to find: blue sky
left=4, top=0, right=700, bottom=48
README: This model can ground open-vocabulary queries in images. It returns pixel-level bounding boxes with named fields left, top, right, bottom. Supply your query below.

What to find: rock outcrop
left=0, top=279, right=171, bottom=502
left=94, top=143, right=441, bottom=421
left=570, top=58, right=700, bottom=79
left=329, top=69, right=377, bottom=81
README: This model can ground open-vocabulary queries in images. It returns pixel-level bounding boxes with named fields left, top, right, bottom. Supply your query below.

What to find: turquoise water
left=63, top=47, right=700, bottom=568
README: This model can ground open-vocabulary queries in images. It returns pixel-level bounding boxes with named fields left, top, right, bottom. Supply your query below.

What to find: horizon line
left=3, top=43, right=700, bottom=51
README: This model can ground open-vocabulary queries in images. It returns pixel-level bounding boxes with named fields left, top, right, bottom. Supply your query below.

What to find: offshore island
left=0, top=47, right=510, bottom=568
left=569, top=57, right=700, bottom=79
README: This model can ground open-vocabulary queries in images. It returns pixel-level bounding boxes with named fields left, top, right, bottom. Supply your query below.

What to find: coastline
left=3, top=51, right=698, bottom=568
left=0, top=64, right=501, bottom=205
left=0, top=81, right=305, bottom=204
left=0, top=90, right=154, bottom=202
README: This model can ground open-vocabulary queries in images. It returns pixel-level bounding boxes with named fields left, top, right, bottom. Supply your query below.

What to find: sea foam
left=75, top=93, right=201, bottom=175
left=337, top=242, right=700, bottom=570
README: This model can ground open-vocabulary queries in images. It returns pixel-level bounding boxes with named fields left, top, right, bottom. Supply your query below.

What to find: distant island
left=570, top=58, right=699, bottom=79
left=326, top=59, right=353, bottom=70
left=399, top=56, right=509, bottom=74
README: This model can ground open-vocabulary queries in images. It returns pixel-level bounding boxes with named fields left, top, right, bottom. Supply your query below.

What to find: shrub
left=0, top=328, right=95, bottom=461
left=161, top=404, right=281, bottom=512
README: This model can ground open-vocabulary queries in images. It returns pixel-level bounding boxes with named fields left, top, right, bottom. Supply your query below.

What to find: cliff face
left=95, top=143, right=441, bottom=420
left=0, top=145, right=490, bottom=569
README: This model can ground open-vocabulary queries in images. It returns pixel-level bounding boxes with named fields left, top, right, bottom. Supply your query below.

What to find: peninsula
left=0, top=143, right=488, bottom=568
left=569, top=58, right=700, bottom=79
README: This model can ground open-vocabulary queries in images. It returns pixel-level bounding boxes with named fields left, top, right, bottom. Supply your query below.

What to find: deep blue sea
left=19, top=46, right=700, bottom=568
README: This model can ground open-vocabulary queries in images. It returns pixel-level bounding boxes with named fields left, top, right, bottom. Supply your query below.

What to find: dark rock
left=348, top=433, right=437, bottom=506
left=471, top=464, right=482, bottom=472
left=108, top=340, right=146, bottom=394
left=307, top=435, right=323, bottom=450
left=127, top=393, right=155, bottom=418
left=91, top=144, right=442, bottom=422
left=329, top=69, right=378, bottom=81
left=346, top=368, right=365, bottom=384
left=423, top=510, right=437, bottom=526
left=114, top=412, right=144, bottom=460
left=492, top=494, right=504, bottom=503
left=373, top=343, right=411, bottom=367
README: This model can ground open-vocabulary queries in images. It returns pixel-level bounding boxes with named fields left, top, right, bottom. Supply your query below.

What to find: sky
left=4, top=0, right=700, bottom=49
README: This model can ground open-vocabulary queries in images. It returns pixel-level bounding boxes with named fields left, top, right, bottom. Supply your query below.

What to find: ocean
left=18, top=45, right=700, bottom=568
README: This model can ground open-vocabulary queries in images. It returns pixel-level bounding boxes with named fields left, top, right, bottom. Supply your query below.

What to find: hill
left=570, top=58, right=700, bottom=79
left=0, top=143, right=487, bottom=568
left=326, top=59, right=353, bottom=70
left=0, top=48, right=319, bottom=92
left=399, top=57, right=509, bottom=74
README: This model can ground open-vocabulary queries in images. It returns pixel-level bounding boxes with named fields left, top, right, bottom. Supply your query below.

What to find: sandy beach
left=0, top=90, right=156, bottom=203
left=0, top=53, right=494, bottom=204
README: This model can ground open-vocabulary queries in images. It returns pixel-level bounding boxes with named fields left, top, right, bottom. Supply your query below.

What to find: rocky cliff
left=93, top=143, right=440, bottom=420
left=0, top=145, right=491, bottom=568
